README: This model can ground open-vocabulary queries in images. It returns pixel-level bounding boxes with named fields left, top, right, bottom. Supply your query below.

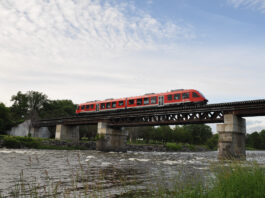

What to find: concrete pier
left=96, top=122, right=128, bottom=152
left=55, top=125, right=80, bottom=143
left=217, top=114, right=246, bottom=160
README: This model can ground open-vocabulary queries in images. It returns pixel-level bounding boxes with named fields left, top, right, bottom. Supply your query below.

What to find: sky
left=0, top=0, right=265, bottom=133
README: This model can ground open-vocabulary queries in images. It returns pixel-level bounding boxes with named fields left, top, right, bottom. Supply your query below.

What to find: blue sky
left=0, top=0, right=265, bottom=132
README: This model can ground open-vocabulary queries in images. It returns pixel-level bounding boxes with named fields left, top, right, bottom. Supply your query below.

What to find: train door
left=158, top=96, right=164, bottom=106
left=96, top=104, right=99, bottom=112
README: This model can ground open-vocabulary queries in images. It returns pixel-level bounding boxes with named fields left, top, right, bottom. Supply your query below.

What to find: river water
left=0, top=149, right=264, bottom=197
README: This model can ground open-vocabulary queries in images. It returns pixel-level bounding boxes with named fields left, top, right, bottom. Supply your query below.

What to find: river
left=0, top=149, right=264, bottom=197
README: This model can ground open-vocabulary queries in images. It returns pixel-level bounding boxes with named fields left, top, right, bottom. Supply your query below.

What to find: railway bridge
left=32, top=99, right=265, bottom=160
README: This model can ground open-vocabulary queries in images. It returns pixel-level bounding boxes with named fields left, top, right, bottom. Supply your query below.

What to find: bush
left=3, top=136, right=21, bottom=148
left=2, top=136, right=41, bottom=148
left=166, top=142, right=183, bottom=151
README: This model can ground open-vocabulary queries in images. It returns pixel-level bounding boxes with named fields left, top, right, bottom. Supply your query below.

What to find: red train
left=76, top=89, right=207, bottom=114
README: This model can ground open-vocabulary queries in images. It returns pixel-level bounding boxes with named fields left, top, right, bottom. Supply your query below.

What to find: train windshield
left=198, top=91, right=205, bottom=98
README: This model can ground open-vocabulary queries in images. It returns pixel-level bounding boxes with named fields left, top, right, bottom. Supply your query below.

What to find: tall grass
left=149, top=163, right=265, bottom=198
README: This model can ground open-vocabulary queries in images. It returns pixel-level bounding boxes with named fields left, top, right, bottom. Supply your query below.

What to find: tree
left=27, top=91, right=48, bottom=120
left=40, top=100, right=76, bottom=119
left=10, top=91, right=48, bottom=121
left=247, top=132, right=262, bottom=149
left=206, top=134, right=219, bottom=150
left=0, top=103, right=13, bottom=134
left=10, top=91, right=28, bottom=121
left=137, top=126, right=155, bottom=143
left=183, top=124, right=212, bottom=145
left=173, top=126, right=191, bottom=143
left=260, top=130, right=265, bottom=149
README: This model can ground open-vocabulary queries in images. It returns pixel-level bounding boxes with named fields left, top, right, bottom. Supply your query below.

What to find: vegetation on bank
left=136, top=163, right=265, bottom=198
left=0, top=135, right=88, bottom=150
left=0, top=160, right=264, bottom=198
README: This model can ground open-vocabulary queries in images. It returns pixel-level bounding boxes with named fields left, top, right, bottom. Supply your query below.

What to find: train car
left=75, top=89, right=207, bottom=114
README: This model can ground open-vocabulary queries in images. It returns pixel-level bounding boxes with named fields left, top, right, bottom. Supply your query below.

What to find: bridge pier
left=55, top=125, right=79, bottom=143
left=30, top=127, right=51, bottom=138
left=96, top=122, right=128, bottom=152
left=217, top=114, right=246, bottom=160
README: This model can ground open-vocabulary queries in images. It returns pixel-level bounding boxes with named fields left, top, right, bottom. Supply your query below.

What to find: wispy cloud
left=0, top=0, right=198, bottom=106
left=0, top=0, right=194, bottom=59
left=228, top=0, right=265, bottom=13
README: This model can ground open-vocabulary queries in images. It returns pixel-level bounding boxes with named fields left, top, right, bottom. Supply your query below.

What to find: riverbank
left=0, top=135, right=95, bottom=150
left=0, top=135, right=215, bottom=152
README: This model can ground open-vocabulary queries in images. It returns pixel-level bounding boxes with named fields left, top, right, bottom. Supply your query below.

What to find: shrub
left=3, top=136, right=21, bottom=148
left=166, top=142, right=183, bottom=151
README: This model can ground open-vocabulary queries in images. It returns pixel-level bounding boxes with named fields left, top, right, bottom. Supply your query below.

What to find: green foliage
left=1, top=135, right=87, bottom=150
left=183, top=124, right=213, bottom=145
left=2, top=136, right=40, bottom=148
left=206, top=134, right=219, bottom=150
left=10, top=91, right=48, bottom=121
left=39, top=99, right=76, bottom=119
left=95, top=134, right=105, bottom=140
left=10, top=91, right=28, bottom=121
left=0, top=103, right=13, bottom=134
left=246, top=130, right=265, bottom=150
left=165, top=142, right=183, bottom=151
left=209, top=164, right=265, bottom=198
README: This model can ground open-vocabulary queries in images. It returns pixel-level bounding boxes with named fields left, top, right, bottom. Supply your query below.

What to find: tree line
left=0, top=91, right=264, bottom=150
left=0, top=91, right=76, bottom=134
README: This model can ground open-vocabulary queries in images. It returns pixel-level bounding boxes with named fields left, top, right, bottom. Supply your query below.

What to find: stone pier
left=96, top=122, right=128, bottom=152
left=55, top=125, right=80, bottom=143
left=30, top=127, right=51, bottom=138
left=217, top=114, right=246, bottom=160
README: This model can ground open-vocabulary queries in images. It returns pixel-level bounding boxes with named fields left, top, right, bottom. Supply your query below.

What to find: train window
left=90, top=104, right=94, bottom=109
left=129, top=100, right=134, bottom=105
left=119, top=101, right=124, bottom=106
left=101, top=103, right=105, bottom=109
left=174, top=94, right=181, bottom=100
left=144, top=98, right=149, bottom=105
left=112, top=102, right=116, bottom=108
left=182, top=93, right=190, bottom=99
left=151, top=97, right=157, bottom=104
left=76, top=105, right=80, bottom=110
left=81, top=105, right=85, bottom=110
left=167, top=95, right=173, bottom=101
left=137, top=99, right=142, bottom=105
left=192, top=92, right=199, bottom=98
left=86, top=105, right=90, bottom=109
left=106, top=103, right=111, bottom=108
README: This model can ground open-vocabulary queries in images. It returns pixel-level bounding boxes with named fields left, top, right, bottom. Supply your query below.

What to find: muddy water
left=0, top=149, right=264, bottom=197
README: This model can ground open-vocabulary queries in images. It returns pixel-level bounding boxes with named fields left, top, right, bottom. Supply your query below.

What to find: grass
left=147, top=163, right=265, bottom=198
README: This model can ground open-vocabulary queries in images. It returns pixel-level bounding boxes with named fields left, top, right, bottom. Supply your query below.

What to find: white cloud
left=228, top=0, right=265, bottom=13
left=0, top=0, right=195, bottom=104
left=246, top=117, right=265, bottom=132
